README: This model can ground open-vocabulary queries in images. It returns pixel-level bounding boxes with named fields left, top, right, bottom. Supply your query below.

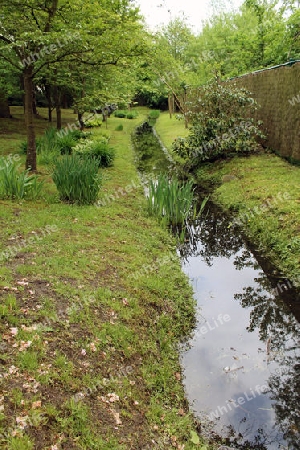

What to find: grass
left=0, top=106, right=210, bottom=449
left=147, top=174, right=197, bottom=227
left=155, top=111, right=300, bottom=286
left=154, top=111, right=189, bottom=158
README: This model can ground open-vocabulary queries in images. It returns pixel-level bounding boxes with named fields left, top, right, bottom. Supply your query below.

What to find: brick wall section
left=230, top=62, right=300, bottom=161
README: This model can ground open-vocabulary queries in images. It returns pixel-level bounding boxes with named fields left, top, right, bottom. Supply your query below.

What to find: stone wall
left=230, top=62, right=300, bottom=161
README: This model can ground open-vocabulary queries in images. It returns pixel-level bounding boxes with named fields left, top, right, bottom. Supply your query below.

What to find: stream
left=132, top=122, right=300, bottom=450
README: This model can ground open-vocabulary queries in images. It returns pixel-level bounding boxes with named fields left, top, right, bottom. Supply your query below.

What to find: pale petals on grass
left=32, top=400, right=42, bottom=409
left=110, top=408, right=122, bottom=425
left=89, top=342, right=97, bottom=352
left=16, top=415, right=29, bottom=429
left=17, top=280, right=29, bottom=286
left=21, top=324, right=37, bottom=332
left=19, top=340, right=32, bottom=351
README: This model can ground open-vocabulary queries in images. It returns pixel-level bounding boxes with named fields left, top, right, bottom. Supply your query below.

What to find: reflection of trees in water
left=234, top=287, right=299, bottom=346
left=178, top=203, right=243, bottom=263
left=179, top=200, right=300, bottom=449
left=234, top=285, right=300, bottom=449
left=268, top=356, right=300, bottom=448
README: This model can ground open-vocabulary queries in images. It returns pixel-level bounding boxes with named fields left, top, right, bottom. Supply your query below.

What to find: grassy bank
left=155, top=112, right=300, bottom=286
left=0, top=108, right=206, bottom=449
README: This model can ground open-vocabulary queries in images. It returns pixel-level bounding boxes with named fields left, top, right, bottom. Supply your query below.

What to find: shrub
left=52, top=155, right=101, bottom=205
left=115, top=124, right=123, bottom=131
left=73, top=138, right=115, bottom=168
left=148, top=110, right=160, bottom=119
left=126, top=111, right=138, bottom=119
left=172, top=78, right=265, bottom=172
left=84, top=117, right=103, bottom=128
left=114, top=110, right=127, bottom=118
left=20, top=137, right=43, bottom=154
left=147, top=174, right=197, bottom=226
left=56, top=133, right=76, bottom=155
left=0, top=158, right=43, bottom=200
left=20, top=128, right=89, bottom=158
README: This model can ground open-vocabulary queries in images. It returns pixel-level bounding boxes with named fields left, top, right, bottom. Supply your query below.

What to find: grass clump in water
left=147, top=174, right=197, bottom=227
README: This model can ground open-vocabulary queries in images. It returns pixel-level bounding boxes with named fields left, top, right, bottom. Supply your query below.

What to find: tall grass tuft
left=147, top=174, right=197, bottom=226
left=52, top=155, right=101, bottom=205
left=0, top=158, right=44, bottom=200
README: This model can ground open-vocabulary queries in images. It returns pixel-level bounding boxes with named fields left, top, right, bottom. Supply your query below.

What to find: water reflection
left=180, top=202, right=300, bottom=449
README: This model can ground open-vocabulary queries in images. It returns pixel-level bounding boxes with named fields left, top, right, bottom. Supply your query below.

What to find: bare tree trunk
left=78, top=112, right=84, bottom=130
left=45, top=84, right=52, bottom=122
left=56, top=103, right=62, bottom=130
left=24, top=68, right=36, bottom=171
left=32, top=86, right=39, bottom=117
left=168, top=93, right=172, bottom=119
left=53, top=85, right=62, bottom=129
left=0, top=91, right=11, bottom=118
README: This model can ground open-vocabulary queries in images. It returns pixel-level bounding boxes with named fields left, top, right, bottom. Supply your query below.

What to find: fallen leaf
left=190, top=431, right=200, bottom=445
left=32, top=401, right=42, bottom=409
left=110, top=409, right=122, bottom=425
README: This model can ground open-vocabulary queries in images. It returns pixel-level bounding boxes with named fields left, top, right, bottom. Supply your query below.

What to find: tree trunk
left=32, top=86, right=38, bottom=117
left=53, top=85, right=62, bottom=129
left=168, top=94, right=172, bottom=119
left=56, top=104, right=62, bottom=130
left=45, top=84, right=52, bottom=122
left=0, top=91, right=11, bottom=118
left=24, top=68, right=37, bottom=171
left=78, top=112, right=84, bottom=130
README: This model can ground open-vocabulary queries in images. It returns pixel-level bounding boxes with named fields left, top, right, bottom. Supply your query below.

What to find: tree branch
left=0, top=34, right=12, bottom=44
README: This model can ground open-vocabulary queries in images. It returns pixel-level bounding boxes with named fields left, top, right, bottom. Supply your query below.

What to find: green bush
left=56, top=133, right=76, bottom=155
left=52, top=155, right=101, bottom=205
left=127, top=110, right=138, bottom=119
left=20, top=128, right=89, bottom=158
left=0, top=157, right=43, bottom=200
left=148, top=110, right=160, bottom=119
left=115, top=124, right=123, bottom=131
left=172, top=78, right=265, bottom=172
left=84, top=117, right=103, bottom=128
left=20, top=137, right=43, bottom=154
left=114, top=110, right=127, bottom=118
left=73, top=138, right=115, bottom=168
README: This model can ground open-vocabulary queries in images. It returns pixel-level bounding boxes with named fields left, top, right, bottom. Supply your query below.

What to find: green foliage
left=147, top=174, right=196, bottom=226
left=173, top=79, right=265, bottom=171
left=73, top=138, right=115, bottom=168
left=126, top=111, right=138, bottom=119
left=148, top=110, right=160, bottom=119
left=0, top=158, right=43, bottom=200
left=84, top=117, right=103, bottom=128
left=56, top=133, right=77, bottom=155
left=52, top=155, right=101, bottom=205
left=114, top=110, right=127, bottom=118
left=114, top=110, right=138, bottom=119
left=115, top=124, right=124, bottom=131
left=21, top=128, right=89, bottom=159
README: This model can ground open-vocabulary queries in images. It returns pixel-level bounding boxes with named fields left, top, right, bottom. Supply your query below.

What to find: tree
left=0, top=0, right=144, bottom=171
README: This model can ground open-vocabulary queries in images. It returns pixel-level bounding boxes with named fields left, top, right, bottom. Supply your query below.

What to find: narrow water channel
left=179, top=204, right=300, bottom=450
left=132, top=122, right=300, bottom=450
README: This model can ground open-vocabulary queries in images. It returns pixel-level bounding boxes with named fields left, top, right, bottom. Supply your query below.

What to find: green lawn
left=154, top=112, right=189, bottom=158
left=0, top=108, right=209, bottom=449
